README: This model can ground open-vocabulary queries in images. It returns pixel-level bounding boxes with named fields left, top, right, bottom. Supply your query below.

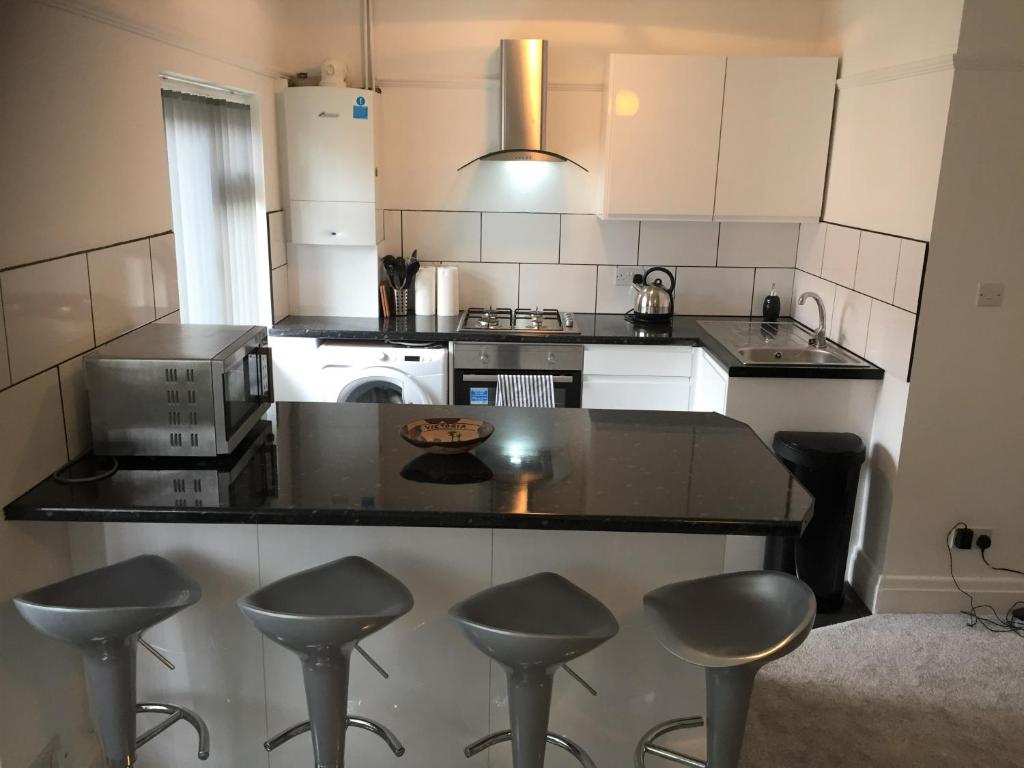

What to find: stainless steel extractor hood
left=457, top=39, right=587, bottom=171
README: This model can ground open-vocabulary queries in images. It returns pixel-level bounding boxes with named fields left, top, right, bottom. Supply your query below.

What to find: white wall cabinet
left=714, top=57, right=838, bottom=221
left=601, top=55, right=726, bottom=221
left=601, top=55, right=837, bottom=223
left=282, top=87, right=378, bottom=246
left=582, top=345, right=693, bottom=411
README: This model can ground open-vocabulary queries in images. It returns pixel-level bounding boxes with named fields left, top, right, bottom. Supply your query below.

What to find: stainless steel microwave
left=86, top=324, right=273, bottom=457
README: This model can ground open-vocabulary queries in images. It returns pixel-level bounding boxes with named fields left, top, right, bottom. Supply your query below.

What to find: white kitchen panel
left=582, top=375, right=692, bottom=411
left=0, top=302, right=9, bottom=389
left=88, top=240, right=155, bottom=345
left=402, top=210, right=480, bottom=262
left=793, top=270, right=838, bottom=335
left=58, top=355, right=90, bottom=459
left=583, top=344, right=693, bottom=377
left=638, top=221, right=719, bottom=266
left=444, top=261, right=520, bottom=310
left=1, top=254, right=94, bottom=382
left=69, top=522, right=265, bottom=768
left=830, top=286, right=872, bottom=357
left=716, top=223, right=799, bottom=267
left=675, top=267, right=754, bottom=316
left=149, top=233, right=179, bottom=319
left=268, top=210, right=286, bottom=268
left=865, top=299, right=917, bottom=380
left=854, top=231, right=900, bottom=302
left=894, top=239, right=926, bottom=312
left=290, top=200, right=377, bottom=246
left=519, top=264, right=597, bottom=313
left=288, top=244, right=379, bottom=317
left=490, top=529, right=726, bottom=768
left=257, top=526, right=492, bottom=768
left=559, top=215, right=639, bottom=265
left=482, top=212, right=559, bottom=264
left=377, top=209, right=402, bottom=258
left=751, top=268, right=795, bottom=318
left=594, top=265, right=663, bottom=315
left=0, top=370, right=67, bottom=506
left=820, top=224, right=861, bottom=288
left=271, top=265, right=290, bottom=323
left=796, top=222, right=827, bottom=275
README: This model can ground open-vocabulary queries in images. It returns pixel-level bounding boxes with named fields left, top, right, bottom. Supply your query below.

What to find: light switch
left=976, top=282, right=1004, bottom=307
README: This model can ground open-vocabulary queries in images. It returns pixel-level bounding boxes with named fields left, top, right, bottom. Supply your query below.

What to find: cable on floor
left=946, top=522, right=1024, bottom=639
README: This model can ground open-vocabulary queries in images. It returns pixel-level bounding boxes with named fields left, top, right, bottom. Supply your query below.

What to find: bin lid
left=772, top=431, right=866, bottom=469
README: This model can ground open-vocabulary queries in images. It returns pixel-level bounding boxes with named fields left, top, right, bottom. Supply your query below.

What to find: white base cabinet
left=582, top=345, right=693, bottom=411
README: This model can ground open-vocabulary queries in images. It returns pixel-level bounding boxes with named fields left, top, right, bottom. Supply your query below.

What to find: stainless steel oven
left=86, top=324, right=273, bottom=457
left=452, top=343, right=583, bottom=408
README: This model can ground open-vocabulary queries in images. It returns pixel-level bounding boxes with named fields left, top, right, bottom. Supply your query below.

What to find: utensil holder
left=392, top=288, right=410, bottom=316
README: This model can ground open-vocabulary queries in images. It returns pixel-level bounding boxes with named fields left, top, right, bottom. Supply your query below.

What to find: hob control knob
left=480, top=352, right=490, bottom=363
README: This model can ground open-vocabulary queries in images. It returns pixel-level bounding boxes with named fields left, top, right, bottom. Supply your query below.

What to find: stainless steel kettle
left=630, top=267, right=675, bottom=322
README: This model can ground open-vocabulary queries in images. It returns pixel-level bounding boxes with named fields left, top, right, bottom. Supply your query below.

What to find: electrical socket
left=973, top=528, right=993, bottom=549
left=615, top=267, right=642, bottom=287
left=949, top=526, right=993, bottom=550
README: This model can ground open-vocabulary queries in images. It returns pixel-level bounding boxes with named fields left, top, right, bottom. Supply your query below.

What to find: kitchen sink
left=698, top=321, right=874, bottom=368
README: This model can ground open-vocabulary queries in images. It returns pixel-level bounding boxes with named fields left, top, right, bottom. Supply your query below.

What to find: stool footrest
left=264, top=716, right=406, bottom=757
left=635, top=716, right=706, bottom=768
left=136, top=702, right=210, bottom=760
left=464, top=729, right=597, bottom=768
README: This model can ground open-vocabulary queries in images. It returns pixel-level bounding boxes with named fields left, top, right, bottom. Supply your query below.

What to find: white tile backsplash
left=559, top=215, right=639, bottom=265
left=1, top=254, right=94, bottom=382
left=378, top=209, right=402, bottom=258
left=0, top=302, right=9, bottom=389
left=58, top=355, right=90, bottom=459
left=156, top=311, right=180, bottom=324
left=796, top=222, right=827, bottom=275
left=638, top=222, right=718, bottom=266
left=751, top=268, right=795, bottom=317
left=88, top=240, right=155, bottom=344
left=0, top=370, right=68, bottom=506
left=519, top=264, right=597, bottom=312
left=830, top=286, right=872, bottom=356
left=855, top=231, right=900, bottom=302
left=821, top=224, right=860, bottom=288
left=894, top=239, right=926, bottom=311
left=445, top=261, right=520, bottom=309
left=482, top=213, right=559, bottom=264
left=269, top=211, right=286, bottom=269
left=793, top=270, right=838, bottom=334
left=271, top=265, right=290, bottom=323
left=402, top=210, right=481, bottom=262
left=150, top=233, right=179, bottom=318
left=289, top=244, right=380, bottom=316
left=866, top=300, right=916, bottom=380
left=717, top=223, right=799, bottom=267
left=675, top=267, right=754, bottom=315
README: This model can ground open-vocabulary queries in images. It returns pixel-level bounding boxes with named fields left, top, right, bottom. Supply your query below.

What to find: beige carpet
left=740, top=613, right=1024, bottom=768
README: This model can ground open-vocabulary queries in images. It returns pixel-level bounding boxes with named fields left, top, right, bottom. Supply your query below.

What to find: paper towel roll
left=436, top=266, right=460, bottom=316
left=415, top=266, right=437, bottom=316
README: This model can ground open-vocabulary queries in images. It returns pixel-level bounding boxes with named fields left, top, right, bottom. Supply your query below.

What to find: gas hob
left=456, top=308, right=580, bottom=335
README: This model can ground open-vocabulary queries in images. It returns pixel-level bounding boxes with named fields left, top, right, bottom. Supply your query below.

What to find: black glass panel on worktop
left=6, top=403, right=813, bottom=534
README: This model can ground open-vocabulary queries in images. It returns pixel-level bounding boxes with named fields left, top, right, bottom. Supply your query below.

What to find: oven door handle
left=461, top=374, right=575, bottom=384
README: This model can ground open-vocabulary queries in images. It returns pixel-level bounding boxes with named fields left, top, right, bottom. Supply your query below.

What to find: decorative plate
left=400, top=418, right=495, bottom=454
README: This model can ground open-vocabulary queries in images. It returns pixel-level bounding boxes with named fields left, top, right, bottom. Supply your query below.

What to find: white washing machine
left=271, top=337, right=448, bottom=405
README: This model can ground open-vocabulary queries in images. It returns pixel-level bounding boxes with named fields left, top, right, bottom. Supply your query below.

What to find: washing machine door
left=332, top=366, right=432, bottom=405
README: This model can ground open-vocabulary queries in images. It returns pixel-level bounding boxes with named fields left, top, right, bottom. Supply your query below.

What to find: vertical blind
left=161, top=90, right=261, bottom=324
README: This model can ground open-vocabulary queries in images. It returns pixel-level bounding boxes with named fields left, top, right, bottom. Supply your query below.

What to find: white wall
left=0, top=1, right=284, bottom=764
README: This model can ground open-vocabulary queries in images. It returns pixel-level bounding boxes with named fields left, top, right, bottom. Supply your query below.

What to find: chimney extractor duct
left=457, top=39, right=587, bottom=171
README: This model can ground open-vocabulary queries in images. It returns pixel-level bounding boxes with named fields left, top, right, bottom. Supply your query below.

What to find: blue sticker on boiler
left=353, top=95, right=368, bottom=119
left=469, top=387, right=489, bottom=405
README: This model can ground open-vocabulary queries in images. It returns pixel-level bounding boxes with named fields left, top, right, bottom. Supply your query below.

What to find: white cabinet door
left=601, top=55, right=726, bottom=220
left=583, top=344, right=693, bottom=377
left=582, top=375, right=692, bottom=411
left=714, top=57, right=838, bottom=221
left=690, top=349, right=729, bottom=414
left=289, top=200, right=377, bottom=246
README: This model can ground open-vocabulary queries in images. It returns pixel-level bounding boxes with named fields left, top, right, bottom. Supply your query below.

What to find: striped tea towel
left=495, top=374, right=556, bottom=407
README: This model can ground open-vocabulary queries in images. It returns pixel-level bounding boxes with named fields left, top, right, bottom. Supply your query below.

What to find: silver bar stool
left=635, top=570, right=815, bottom=768
left=450, top=572, right=619, bottom=768
left=238, top=556, right=413, bottom=767
left=14, top=555, right=210, bottom=767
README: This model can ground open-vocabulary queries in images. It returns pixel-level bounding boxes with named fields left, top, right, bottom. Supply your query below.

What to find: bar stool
left=14, top=555, right=210, bottom=767
left=634, top=570, right=815, bottom=768
left=238, top=556, right=413, bottom=767
left=450, top=572, right=619, bottom=768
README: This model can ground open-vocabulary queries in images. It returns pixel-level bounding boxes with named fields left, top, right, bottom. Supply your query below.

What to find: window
left=161, top=77, right=271, bottom=325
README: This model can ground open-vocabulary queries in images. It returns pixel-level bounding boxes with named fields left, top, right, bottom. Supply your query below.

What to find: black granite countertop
left=270, top=314, right=883, bottom=379
left=5, top=403, right=813, bottom=535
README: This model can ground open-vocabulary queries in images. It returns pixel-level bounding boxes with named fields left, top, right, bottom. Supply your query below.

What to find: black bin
left=763, top=431, right=866, bottom=612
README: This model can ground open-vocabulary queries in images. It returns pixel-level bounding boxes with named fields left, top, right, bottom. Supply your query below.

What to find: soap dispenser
left=762, top=284, right=781, bottom=322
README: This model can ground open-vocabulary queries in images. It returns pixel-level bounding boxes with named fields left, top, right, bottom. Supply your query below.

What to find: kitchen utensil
left=629, top=267, right=675, bottom=323
left=400, top=418, right=495, bottom=454
left=382, top=255, right=398, bottom=289
left=394, top=256, right=407, bottom=288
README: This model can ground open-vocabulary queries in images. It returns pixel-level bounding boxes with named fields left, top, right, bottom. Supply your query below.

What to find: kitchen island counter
left=5, top=403, right=812, bottom=535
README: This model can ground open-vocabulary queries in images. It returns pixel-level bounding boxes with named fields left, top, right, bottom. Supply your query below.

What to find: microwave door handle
left=260, top=345, right=274, bottom=402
